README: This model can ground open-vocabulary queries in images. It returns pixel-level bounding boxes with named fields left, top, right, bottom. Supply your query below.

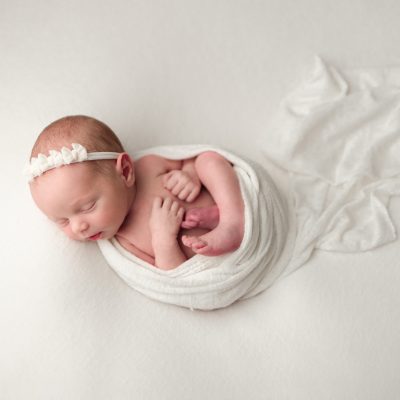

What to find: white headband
left=24, top=143, right=120, bottom=182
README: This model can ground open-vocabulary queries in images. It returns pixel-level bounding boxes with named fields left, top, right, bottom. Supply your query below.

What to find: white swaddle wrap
left=98, top=146, right=297, bottom=310
left=99, top=57, right=400, bottom=310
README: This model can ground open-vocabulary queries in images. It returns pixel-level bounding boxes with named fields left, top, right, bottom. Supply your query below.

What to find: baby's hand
left=149, top=197, right=185, bottom=245
left=163, top=170, right=201, bottom=203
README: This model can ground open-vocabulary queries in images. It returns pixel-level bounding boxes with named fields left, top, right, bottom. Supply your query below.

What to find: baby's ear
left=116, top=153, right=135, bottom=187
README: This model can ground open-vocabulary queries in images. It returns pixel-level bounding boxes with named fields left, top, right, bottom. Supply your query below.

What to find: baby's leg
left=182, top=205, right=219, bottom=230
left=182, top=151, right=244, bottom=256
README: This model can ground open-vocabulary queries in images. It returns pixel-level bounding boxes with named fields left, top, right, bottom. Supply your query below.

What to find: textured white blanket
left=265, top=57, right=400, bottom=260
left=98, top=146, right=296, bottom=310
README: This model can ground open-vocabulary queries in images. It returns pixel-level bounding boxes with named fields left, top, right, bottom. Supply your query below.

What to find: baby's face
left=30, top=162, right=131, bottom=241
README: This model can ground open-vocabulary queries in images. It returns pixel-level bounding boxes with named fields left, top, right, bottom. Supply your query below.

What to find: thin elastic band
left=24, top=143, right=120, bottom=182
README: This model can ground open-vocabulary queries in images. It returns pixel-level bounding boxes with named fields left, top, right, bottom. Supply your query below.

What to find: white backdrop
left=2, top=1, right=400, bottom=399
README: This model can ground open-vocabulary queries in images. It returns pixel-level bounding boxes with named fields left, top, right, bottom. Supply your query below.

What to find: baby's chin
left=67, top=231, right=110, bottom=242
left=97, top=231, right=115, bottom=241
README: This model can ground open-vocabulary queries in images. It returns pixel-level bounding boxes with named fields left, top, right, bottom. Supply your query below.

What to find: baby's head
left=28, top=115, right=135, bottom=241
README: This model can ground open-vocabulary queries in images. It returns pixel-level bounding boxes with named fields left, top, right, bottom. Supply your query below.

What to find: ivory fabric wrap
left=98, top=145, right=296, bottom=310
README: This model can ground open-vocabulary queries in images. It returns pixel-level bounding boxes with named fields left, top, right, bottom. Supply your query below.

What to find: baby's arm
left=149, top=197, right=187, bottom=270
left=163, top=158, right=201, bottom=202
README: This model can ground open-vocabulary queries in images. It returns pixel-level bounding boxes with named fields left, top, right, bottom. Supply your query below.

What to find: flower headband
left=24, top=143, right=120, bottom=182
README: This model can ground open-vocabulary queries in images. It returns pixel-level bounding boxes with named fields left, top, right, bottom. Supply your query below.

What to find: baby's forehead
left=30, top=163, right=106, bottom=214
left=33, top=162, right=99, bottom=193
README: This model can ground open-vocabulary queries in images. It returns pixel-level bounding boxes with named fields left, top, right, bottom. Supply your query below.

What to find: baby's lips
left=88, top=232, right=102, bottom=241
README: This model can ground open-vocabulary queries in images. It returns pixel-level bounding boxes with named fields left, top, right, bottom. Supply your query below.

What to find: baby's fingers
left=163, top=171, right=183, bottom=190
left=171, top=201, right=185, bottom=219
left=186, top=186, right=201, bottom=203
left=177, top=206, right=185, bottom=221
left=170, top=199, right=181, bottom=213
left=164, top=174, right=186, bottom=195
left=163, top=172, right=175, bottom=189
left=161, top=196, right=173, bottom=209
left=178, top=183, right=200, bottom=202
left=170, top=180, right=187, bottom=196
left=152, top=196, right=163, bottom=209
left=177, top=186, right=192, bottom=201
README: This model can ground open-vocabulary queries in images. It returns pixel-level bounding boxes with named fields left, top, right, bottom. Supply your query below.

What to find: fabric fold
left=265, top=56, right=400, bottom=253
left=98, top=145, right=296, bottom=310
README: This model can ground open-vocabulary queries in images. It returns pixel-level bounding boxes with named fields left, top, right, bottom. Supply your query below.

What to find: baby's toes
left=193, top=244, right=211, bottom=254
left=181, top=235, right=193, bottom=247
left=181, top=220, right=198, bottom=229
left=181, top=235, right=207, bottom=250
left=190, top=238, right=207, bottom=250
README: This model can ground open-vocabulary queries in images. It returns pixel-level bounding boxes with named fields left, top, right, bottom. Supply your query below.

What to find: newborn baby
left=27, top=115, right=244, bottom=270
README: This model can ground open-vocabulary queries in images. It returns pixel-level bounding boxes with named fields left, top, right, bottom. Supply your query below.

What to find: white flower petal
left=37, top=154, right=49, bottom=173
left=24, top=143, right=117, bottom=182
left=49, top=150, right=64, bottom=167
left=72, top=143, right=88, bottom=161
left=61, top=147, right=74, bottom=164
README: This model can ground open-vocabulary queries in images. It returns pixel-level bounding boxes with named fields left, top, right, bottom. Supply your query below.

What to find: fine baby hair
left=26, top=115, right=125, bottom=181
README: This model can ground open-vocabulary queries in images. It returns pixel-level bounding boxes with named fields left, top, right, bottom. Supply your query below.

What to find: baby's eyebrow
left=48, top=215, right=67, bottom=223
left=69, top=197, right=93, bottom=209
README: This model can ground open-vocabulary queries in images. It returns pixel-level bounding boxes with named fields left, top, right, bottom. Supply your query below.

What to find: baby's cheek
left=99, top=198, right=128, bottom=227
left=63, top=227, right=75, bottom=239
left=98, top=208, right=114, bottom=223
left=99, top=208, right=121, bottom=227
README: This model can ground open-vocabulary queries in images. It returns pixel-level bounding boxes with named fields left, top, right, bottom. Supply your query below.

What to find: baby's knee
left=195, top=151, right=228, bottom=169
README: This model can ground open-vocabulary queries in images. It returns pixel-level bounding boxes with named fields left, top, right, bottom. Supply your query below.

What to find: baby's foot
left=181, top=235, right=208, bottom=251
left=182, top=222, right=243, bottom=256
left=181, top=205, right=219, bottom=230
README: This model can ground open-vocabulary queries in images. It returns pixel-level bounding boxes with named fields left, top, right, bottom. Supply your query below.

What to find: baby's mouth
left=88, top=232, right=102, bottom=241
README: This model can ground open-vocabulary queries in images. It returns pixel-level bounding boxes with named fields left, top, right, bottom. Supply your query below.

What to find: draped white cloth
left=264, top=57, right=400, bottom=262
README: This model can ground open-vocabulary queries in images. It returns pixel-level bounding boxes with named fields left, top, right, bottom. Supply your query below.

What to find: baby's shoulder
left=136, top=154, right=182, bottom=177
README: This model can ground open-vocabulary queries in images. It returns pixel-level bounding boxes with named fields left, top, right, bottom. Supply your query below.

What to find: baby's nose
left=72, top=219, right=89, bottom=235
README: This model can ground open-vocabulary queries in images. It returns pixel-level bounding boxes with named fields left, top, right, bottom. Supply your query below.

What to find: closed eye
left=81, top=201, right=96, bottom=213
left=57, top=218, right=69, bottom=227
